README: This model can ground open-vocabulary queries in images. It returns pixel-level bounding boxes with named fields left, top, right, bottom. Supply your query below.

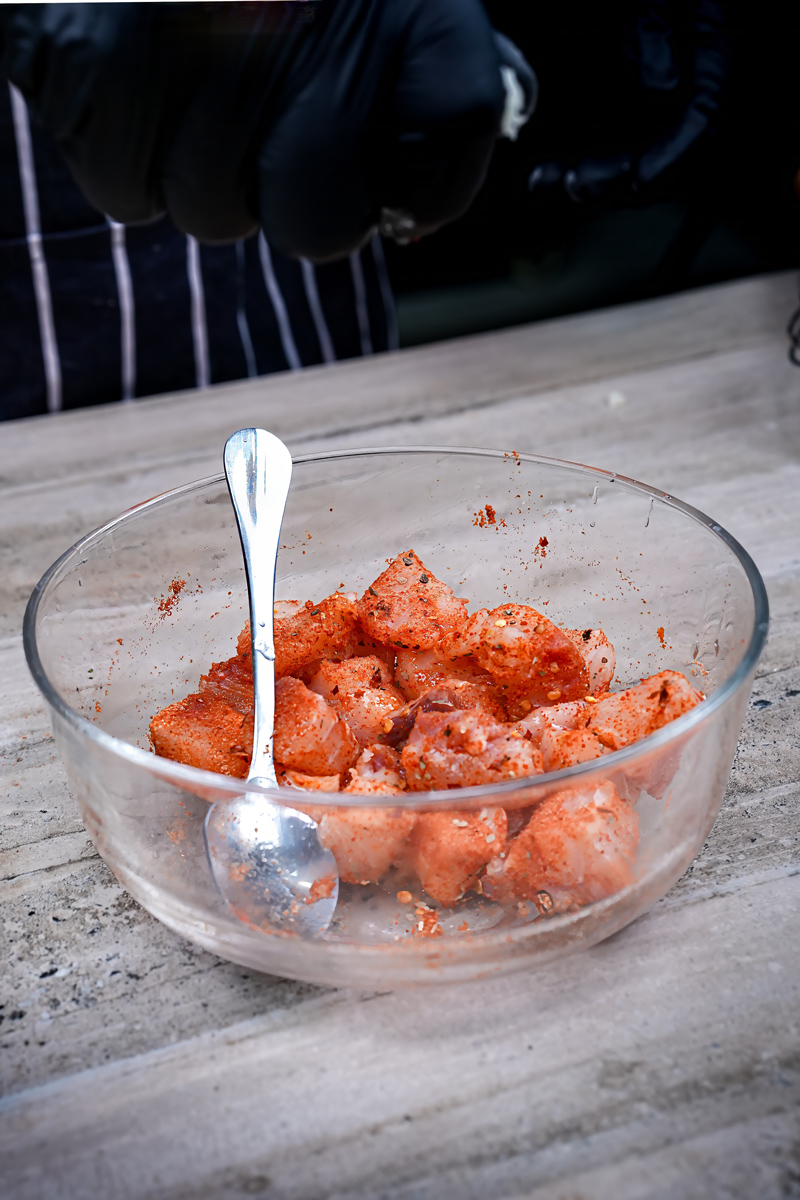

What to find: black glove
left=0, top=1, right=533, bottom=261
left=527, top=0, right=729, bottom=206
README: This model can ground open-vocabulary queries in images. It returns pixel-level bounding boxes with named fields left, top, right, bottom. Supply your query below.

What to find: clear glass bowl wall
left=25, top=449, right=767, bottom=987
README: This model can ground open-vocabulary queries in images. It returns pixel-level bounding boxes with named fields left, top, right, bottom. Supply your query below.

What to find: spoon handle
left=223, top=428, right=293, bottom=789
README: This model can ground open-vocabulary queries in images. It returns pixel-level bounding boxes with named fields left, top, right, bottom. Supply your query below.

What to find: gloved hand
left=0, top=0, right=534, bottom=261
left=527, top=0, right=729, bottom=206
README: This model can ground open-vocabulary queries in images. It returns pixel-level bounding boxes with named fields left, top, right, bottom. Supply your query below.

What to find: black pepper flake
left=444, top=726, right=452, bottom=737
left=582, top=629, right=592, bottom=641
left=368, top=587, right=377, bottom=596
left=402, top=557, right=413, bottom=566
left=310, top=608, right=320, bottom=616
left=419, top=574, right=429, bottom=584
left=332, top=685, right=339, bottom=695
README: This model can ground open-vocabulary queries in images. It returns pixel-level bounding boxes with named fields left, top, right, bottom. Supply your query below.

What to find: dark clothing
left=0, top=1, right=506, bottom=261
left=1, top=82, right=397, bottom=421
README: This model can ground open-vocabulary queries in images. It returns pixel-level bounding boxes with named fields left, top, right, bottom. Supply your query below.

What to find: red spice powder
left=306, top=874, right=337, bottom=903
left=473, top=504, right=506, bottom=528
left=156, top=578, right=186, bottom=618
left=656, top=626, right=667, bottom=648
left=413, top=904, right=443, bottom=938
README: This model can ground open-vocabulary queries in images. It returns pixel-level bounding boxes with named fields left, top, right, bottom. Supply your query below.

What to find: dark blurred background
left=385, top=0, right=800, bottom=347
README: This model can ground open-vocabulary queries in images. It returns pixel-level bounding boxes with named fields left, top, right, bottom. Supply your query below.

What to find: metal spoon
left=204, top=428, right=339, bottom=938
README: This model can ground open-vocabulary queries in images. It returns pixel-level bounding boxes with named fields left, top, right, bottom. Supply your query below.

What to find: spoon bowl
left=205, top=791, right=338, bottom=938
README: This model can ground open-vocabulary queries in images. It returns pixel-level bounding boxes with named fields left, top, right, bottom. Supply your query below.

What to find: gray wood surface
left=1, top=273, right=799, bottom=1199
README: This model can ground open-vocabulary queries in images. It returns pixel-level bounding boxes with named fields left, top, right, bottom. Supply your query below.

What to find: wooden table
left=2, top=272, right=799, bottom=1200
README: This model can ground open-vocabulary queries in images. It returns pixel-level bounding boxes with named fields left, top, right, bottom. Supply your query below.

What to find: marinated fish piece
left=149, top=645, right=255, bottom=776
left=409, top=807, right=508, bottom=905
left=564, top=627, right=616, bottom=696
left=483, top=780, right=638, bottom=908
left=317, top=805, right=417, bottom=883
left=539, top=726, right=608, bottom=772
left=358, top=550, right=468, bottom=650
left=514, top=698, right=590, bottom=744
left=440, top=604, right=589, bottom=710
left=422, top=677, right=507, bottom=721
left=395, top=648, right=507, bottom=720
left=382, top=680, right=508, bottom=751
left=238, top=592, right=361, bottom=680
left=343, top=745, right=407, bottom=794
left=350, top=629, right=397, bottom=673
left=199, top=651, right=255, bottom=713
left=276, top=766, right=341, bottom=792
left=394, top=647, right=492, bottom=699
left=401, top=709, right=544, bottom=791
left=290, top=746, right=412, bottom=881
left=308, top=656, right=406, bottom=748
left=588, top=670, right=703, bottom=751
left=273, top=676, right=358, bottom=776
left=150, top=691, right=251, bottom=778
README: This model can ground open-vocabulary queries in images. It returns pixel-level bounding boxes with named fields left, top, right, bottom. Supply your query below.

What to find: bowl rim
left=23, top=445, right=769, bottom=808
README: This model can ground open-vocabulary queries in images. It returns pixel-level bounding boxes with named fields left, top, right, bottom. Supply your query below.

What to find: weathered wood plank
left=1, top=874, right=798, bottom=1200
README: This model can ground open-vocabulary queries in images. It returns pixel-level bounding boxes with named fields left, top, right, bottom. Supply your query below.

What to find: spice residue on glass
left=156, top=578, right=187, bottom=618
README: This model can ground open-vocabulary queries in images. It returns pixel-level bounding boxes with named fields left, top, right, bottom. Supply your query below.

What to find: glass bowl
left=23, top=448, right=768, bottom=987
